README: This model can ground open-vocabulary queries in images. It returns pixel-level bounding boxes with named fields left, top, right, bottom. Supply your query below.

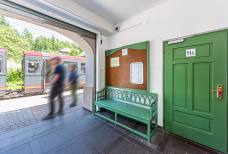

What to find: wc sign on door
left=186, top=48, right=196, bottom=57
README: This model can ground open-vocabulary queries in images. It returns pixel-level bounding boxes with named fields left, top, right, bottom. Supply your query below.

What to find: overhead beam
left=5, top=0, right=114, bottom=35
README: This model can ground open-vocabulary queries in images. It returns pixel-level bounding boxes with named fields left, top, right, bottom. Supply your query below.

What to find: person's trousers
left=49, top=84, right=64, bottom=115
left=71, top=84, right=77, bottom=105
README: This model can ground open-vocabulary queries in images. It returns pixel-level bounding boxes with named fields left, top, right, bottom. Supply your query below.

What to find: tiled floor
left=0, top=91, right=82, bottom=135
left=0, top=108, right=154, bottom=154
left=0, top=109, right=221, bottom=154
left=0, top=93, right=222, bottom=154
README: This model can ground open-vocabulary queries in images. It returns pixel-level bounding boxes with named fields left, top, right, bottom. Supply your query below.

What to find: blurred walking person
left=43, top=56, right=66, bottom=120
left=69, top=64, right=79, bottom=107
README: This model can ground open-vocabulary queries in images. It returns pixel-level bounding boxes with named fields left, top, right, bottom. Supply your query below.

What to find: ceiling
left=72, top=0, right=166, bottom=24
left=5, top=0, right=167, bottom=34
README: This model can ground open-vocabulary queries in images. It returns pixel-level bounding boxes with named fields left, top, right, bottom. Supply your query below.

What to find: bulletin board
left=105, top=41, right=149, bottom=91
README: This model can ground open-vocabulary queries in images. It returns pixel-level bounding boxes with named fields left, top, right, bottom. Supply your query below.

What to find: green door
left=164, top=30, right=227, bottom=153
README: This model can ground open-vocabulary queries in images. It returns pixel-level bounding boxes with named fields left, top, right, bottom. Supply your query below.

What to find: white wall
left=105, top=0, right=228, bottom=126
left=96, top=35, right=108, bottom=91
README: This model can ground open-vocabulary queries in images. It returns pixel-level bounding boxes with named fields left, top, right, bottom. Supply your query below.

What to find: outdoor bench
left=95, top=86, right=158, bottom=143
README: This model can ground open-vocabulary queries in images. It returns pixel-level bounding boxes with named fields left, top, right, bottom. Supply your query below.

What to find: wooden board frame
left=105, top=41, right=150, bottom=91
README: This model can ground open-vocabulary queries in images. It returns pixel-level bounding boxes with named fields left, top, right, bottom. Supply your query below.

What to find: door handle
left=211, top=84, right=223, bottom=100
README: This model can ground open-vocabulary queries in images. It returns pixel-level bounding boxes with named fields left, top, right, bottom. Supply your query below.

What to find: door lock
left=211, top=84, right=223, bottom=100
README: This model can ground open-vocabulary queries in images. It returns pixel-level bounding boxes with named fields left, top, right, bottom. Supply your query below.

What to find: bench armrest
left=96, top=88, right=106, bottom=101
left=150, top=94, right=158, bottom=118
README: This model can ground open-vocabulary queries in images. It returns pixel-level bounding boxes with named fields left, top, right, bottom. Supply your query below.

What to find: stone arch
left=0, top=11, right=96, bottom=111
left=40, top=24, right=95, bottom=88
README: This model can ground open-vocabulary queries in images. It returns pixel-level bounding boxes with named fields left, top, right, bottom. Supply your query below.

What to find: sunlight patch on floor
left=0, top=89, right=83, bottom=113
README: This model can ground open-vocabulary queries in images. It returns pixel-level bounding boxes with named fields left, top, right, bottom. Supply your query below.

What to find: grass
left=7, top=82, right=23, bottom=91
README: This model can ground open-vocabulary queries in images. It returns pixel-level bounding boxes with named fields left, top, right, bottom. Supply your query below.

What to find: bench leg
left=151, top=115, right=158, bottom=129
left=96, top=106, right=100, bottom=112
left=147, top=122, right=151, bottom=143
left=114, top=113, right=118, bottom=126
left=155, top=114, right=158, bottom=129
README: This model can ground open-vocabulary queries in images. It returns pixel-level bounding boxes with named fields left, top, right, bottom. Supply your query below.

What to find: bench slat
left=96, top=100, right=151, bottom=123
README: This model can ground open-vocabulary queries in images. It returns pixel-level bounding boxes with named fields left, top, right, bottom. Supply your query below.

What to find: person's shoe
left=57, top=111, right=64, bottom=116
left=42, top=114, right=55, bottom=120
left=69, top=103, right=77, bottom=108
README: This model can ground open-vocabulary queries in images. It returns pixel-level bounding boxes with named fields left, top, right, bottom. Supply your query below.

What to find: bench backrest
left=105, top=86, right=157, bottom=110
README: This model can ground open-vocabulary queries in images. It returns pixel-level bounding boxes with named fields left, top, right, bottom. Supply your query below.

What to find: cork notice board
left=106, top=46, right=148, bottom=90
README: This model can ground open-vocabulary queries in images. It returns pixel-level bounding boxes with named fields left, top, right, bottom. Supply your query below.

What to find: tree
left=0, top=16, right=84, bottom=62
left=0, top=16, right=9, bottom=26
left=0, top=24, right=30, bottom=62
left=70, top=47, right=84, bottom=56
left=22, top=28, right=33, bottom=49
left=0, top=16, right=86, bottom=88
left=32, top=35, right=84, bottom=55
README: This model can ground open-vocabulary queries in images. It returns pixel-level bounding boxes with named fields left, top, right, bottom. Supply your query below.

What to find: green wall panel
left=193, top=63, right=212, bottom=113
left=173, top=64, right=188, bottom=108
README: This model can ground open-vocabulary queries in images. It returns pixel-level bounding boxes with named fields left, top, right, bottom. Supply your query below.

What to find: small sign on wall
left=130, top=62, right=144, bottom=84
left=186, top=48, right=196, bottom=57
left=122, top=48, right=128, bottom=56
left=168, top=38, right=184, bottom=44
left=110, top=57, right=120, bottom=67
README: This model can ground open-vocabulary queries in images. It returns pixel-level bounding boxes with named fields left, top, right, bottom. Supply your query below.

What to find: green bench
left=95, top=86, right=158, bottom=143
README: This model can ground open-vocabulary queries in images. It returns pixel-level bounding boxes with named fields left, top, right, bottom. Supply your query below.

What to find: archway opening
left=0, top=13, right=96, bottom=116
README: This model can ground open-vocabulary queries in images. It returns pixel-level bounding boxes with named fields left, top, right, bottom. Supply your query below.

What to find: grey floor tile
left=82, top=125, right=122, bottom=153
left=30, top=140, right=44, bottom=154
left=4, top=143, right=32, bottom=154
left=163, top=136, right=208, bottom=154
left=110, top=139, right=152, bottom=154
left=47, top=138, right=99, bottom=154
left=38, top=115, right=101, bottom=153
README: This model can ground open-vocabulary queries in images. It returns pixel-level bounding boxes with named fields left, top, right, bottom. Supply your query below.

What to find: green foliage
left=7, top=68, right=24, bottom=90
left=0, top=16, right=85, bottom=86
left=70, top=47, right=84, bottom=56
left=0, top=16, right=9, bottom=26
left=7, top=84, right=23, bottom=91
left=22, top=28, right=33, bottom=49
left=32, top=36, right=81, bottom=53
left=7, top=68, right=24, bottom=84
left=0, top=16, right=84, bottom=62
left=0, top=24, right=31, bottom=62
